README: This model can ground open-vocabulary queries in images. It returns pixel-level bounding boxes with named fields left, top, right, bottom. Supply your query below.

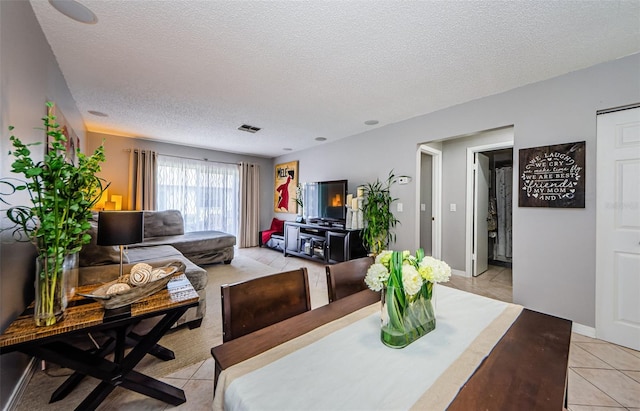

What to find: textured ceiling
left=30, top=0, right=640, bottom=158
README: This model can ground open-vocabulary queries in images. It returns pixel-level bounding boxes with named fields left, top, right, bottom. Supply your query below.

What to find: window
left=157, top=155, right=239, bottom=235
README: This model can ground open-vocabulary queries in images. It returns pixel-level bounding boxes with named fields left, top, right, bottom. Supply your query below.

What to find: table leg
left=50, top=324, right=174, bottom=402
left=74, top=381, right=117, bottom=411
left=127, top=332, right=175, bottom=360
left=117, top=309, right=184, bottom=372
left=120, top=369, right=186, bottom=405
left=114, top=326, right=126, bottom=363
left=50, top=337, right=116, bottom=403
left=50, top=322, right=132, bottom=403
left=28, top=307, right=189, bottom=410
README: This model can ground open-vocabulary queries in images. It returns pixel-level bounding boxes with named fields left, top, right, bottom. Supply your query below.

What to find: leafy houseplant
left=361, top=171, right=400, bottom=255
left=3, top=102, right=107, bottom=326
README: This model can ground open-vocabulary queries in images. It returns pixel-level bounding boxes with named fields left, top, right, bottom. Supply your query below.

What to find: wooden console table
left=0, top=273, right=199, bottom=411
left=284, top=221, right=367, bottom=263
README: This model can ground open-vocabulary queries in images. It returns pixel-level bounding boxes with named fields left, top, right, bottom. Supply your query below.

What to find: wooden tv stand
left=283, top=221, right=367, bottom=264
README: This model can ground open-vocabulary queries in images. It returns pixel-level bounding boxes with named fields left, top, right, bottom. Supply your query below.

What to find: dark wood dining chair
left=220, top=268, right=312, bottom=342
left=325, top=256, right=374, bottom=303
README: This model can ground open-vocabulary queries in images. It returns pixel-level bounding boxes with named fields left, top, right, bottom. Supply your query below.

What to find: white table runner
left=214, top=286, right=522, bottom=411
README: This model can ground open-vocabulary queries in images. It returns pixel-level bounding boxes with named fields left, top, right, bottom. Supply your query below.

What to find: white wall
left=0, top=1, right=85, bottom=409
left=275, top=53, right=640, bottom=327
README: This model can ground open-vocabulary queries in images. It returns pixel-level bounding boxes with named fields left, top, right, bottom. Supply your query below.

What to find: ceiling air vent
left=238, top=124, right=261, bottom=133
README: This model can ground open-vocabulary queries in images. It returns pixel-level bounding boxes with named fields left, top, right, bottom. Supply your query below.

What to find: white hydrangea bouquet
left=365, top=249, right=451, bottom=348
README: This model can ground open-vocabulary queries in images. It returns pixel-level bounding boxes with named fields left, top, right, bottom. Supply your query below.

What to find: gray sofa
left=78, top=210, right=236, bottom=328
left=136, top=210, right=235, bottom=265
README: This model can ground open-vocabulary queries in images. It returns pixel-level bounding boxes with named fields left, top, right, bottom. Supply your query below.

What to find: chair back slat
left=326, top=256, right=374, bottom=303
left=221, top=268, right=311, bottom=342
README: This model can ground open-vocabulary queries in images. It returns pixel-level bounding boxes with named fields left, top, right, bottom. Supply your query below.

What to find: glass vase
left=63, top=252, right=79, bottom=301
left=381, top=283, right=436, bottom=348
left=34, top=254, right=70, bottom=326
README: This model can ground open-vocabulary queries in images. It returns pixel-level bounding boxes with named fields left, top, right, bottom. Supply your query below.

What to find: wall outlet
left=450, top=203, right=457, bottom=212
left=397, top=202, right=403, bottom=212
left=420, top=203, right=426, bottom=211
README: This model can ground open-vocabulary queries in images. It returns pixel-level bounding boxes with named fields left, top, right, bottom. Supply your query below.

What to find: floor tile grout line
left=569, top=368, right=628, bottom=409
left=587, top=354, right=637, bottom=373
left=569, top=363, right=616, bottom=375
left=572, top=343, right=640, bottom=371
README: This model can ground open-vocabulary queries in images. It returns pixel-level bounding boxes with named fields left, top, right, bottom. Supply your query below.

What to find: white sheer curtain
left=156, top=155, right=239, bottom=235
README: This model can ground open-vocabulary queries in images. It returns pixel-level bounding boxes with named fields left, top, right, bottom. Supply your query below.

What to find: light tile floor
left=40, top=247, right=640, bottom=410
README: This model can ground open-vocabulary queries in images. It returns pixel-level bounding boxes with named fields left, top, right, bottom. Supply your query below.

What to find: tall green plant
left=2, top=102, right=108, bottom=325
left=361, top=170, right=400, bottom=255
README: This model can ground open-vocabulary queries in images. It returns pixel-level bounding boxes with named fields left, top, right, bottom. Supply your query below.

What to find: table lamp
left=97, top=211, right=144, bottom=278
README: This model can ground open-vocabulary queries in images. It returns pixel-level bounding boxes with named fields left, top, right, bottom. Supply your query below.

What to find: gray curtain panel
left=239, top=162, right=260, bottom=248
left=128, top=149, right=157, bottom=210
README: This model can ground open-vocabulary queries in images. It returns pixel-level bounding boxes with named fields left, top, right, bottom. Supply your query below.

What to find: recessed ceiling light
left=49, top=0, right=98, bottom=24
left=315, top=137, right=327, bottom=142
left=364, top=120, right=379, bottom=126
left=283, top=148, right=293, bottom=151
left=88, top=110, right=108, bottom=117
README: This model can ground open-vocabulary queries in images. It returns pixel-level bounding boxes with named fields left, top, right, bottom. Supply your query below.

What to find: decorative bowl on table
left=78, top=264, right=178, bottom=309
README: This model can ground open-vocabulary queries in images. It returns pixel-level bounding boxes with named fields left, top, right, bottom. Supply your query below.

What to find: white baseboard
left=451, top=269, right=468, bottom=278
left=572, top=323, right=596, bottom=338
left=2, top=358, right=37, bottom=411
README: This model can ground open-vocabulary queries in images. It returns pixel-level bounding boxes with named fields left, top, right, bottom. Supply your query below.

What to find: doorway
left=415, top=145, right=442, bottom=259
left=483, top=149, right=513, bottom=271
left=466, top=141, right=514, bottom=277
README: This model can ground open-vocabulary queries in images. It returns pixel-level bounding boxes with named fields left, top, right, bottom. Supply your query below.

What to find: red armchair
left=259, top=218, right=285, bottom=248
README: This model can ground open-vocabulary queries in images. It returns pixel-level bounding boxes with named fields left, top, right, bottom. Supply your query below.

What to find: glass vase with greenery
left=365, top=249, right=451, bottom=348
left=361, top=171, right=400, bottom=255
left=2, top=102, right=107, bottom=326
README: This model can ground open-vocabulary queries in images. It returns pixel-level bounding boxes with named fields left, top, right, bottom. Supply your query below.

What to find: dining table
left=211, top=285, right=572, bottom=411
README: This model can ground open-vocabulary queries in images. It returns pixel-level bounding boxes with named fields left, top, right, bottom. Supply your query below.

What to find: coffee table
left=0, top=273, right=199, bottom=411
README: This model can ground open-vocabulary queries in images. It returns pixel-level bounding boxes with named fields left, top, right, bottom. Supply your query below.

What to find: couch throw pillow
left=79, top=220, right=130, bottom=267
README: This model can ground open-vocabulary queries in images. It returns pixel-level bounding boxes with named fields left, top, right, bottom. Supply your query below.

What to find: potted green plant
left=361, top=171, right=400, bottom=255
left=2, top=102, right=107, bottom=326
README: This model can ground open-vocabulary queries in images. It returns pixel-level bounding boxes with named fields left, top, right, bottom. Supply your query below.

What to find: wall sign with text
left=518, top=141, right=585, bottom=208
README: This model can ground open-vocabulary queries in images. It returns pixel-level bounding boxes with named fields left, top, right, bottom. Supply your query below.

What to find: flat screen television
left=304, top=180, right=348, bottom=224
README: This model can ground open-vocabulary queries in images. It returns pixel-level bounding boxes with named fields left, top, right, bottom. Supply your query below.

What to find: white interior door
left=596, top=106, right=640, bottom=350
left=473, top=153, right=489, bottom=276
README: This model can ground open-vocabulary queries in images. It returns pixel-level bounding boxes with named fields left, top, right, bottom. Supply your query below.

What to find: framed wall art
left=274, top=160, right=299, bottom=213
left=47, top=102, right=80, bottom=165
left=518, top=141, right=585, bottom=208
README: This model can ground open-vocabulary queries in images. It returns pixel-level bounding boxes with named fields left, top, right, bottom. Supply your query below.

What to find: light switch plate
left=397, top=203, right=403, bottom=212
left=450, top=203, right=456, bottom=212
